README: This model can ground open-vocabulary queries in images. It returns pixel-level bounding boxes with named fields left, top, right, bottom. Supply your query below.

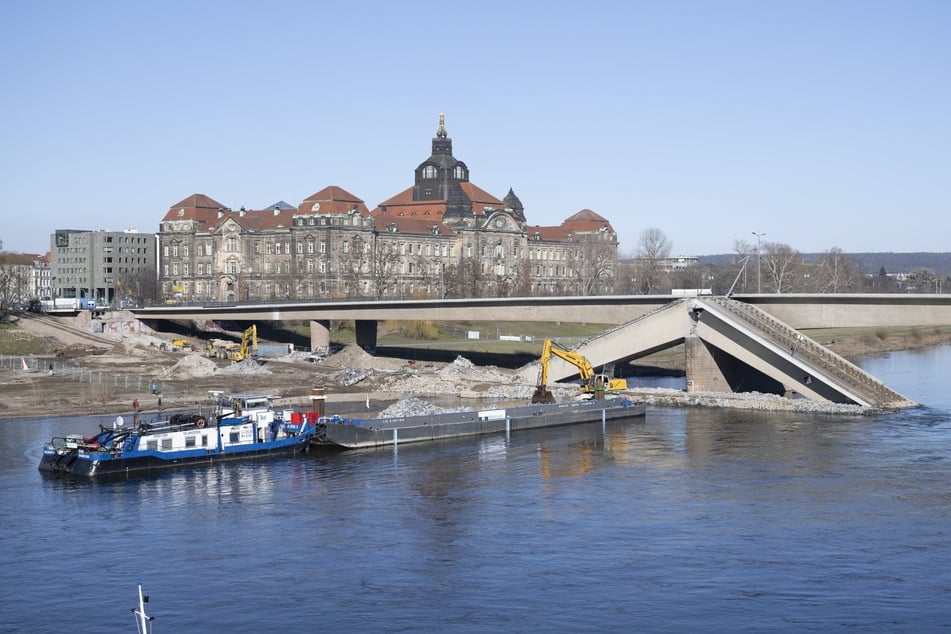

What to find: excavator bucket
left=530, top=386, right=556, bottom=404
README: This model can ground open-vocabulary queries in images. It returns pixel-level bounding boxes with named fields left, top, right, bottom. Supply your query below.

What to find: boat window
left=161, top=439, right=173, bottom=450
left=185, top=436, right=196, bottom=448
left=229, top=432, right=240, bottom=443
left=147, top=440, right=158, bottom=451
left=201, top=435, right=208, bottom=447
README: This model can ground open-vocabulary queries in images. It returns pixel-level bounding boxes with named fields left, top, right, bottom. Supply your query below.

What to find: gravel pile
left=161, top=353, right=219, bottom=380
left=376, top=396, right=473, bottom=418
left=221, top=358, right=272, bottom=375
left=629, top=387, right=874, bottom=415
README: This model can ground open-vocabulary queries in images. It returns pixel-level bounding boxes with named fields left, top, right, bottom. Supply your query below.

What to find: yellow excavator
left=531, top=338, right=627, bottom=404
left=228, top=325, right=258, bottom=362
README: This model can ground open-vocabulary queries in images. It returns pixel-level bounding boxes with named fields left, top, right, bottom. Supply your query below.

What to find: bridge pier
left=309, top=320, right=331, bottom=353
left=685, top=334, right=784, bottom=395
left=355, top=320, right=378, bottom=354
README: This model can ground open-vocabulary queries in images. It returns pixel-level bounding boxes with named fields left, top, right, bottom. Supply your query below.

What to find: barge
left=313, top=398, right=646, bottom=450
left=38, top=393, right=317, bottom=478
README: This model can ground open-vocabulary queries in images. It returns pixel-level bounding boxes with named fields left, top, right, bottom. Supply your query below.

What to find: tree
left=340, top=234, right=369, bottom=297
left=761, top=242, right=802, bottom=293
left=369, top=239, right=401, bottom=299
left=567, top=238, right=615, bottom=296
left=814, top=247, right=858, bottom=293
left=905, top=268, right=937, bottom=293
left=633, top=227, right=672, bottom=294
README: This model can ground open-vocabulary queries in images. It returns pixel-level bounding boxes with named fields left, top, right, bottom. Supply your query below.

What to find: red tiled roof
left=300, top=185, right=370, bottom=216
left=373, top=216, right=454, bottom=236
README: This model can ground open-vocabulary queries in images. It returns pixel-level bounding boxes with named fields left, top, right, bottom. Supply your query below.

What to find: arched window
left=422, top=165, right=436, bottom=179
left=454, top=165, right=466, bottom=179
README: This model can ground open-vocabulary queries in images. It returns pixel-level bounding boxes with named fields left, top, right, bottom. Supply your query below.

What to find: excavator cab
left=530, top=338, right=627, bottom=404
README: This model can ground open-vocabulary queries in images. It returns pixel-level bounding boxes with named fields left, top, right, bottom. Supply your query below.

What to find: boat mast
left=132, top=582, right=154, bottom=633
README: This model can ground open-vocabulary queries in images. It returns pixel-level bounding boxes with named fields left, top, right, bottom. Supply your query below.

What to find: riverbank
left=2, top=315, right=949, bottom=421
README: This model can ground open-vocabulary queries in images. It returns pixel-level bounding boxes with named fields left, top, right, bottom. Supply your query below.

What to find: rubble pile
left=376, top=396, right=473, bottom=418
left=161, top=353, right=219, bottom=380
left=221, top=359, right=272, bottom=375
left=629, top=387, right=871, bottom=415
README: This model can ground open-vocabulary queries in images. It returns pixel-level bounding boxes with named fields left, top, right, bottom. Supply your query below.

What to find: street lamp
left=752, top=232, right=766, bottom=293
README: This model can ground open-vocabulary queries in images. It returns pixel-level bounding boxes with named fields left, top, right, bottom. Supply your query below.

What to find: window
left=229, top=261, right=237, bottom=275
left=422, top=165, right=436, bottom=179
left=307, top=241, right=314, bottom=254
left=319, top=241, right=327, bottom=254
left=454, top=165, right=466, bottom=179
left=183, top=263, right=189, bottom=275
left=183, top=245, right=189, bottom=257
left=342, top=241, right=349, bottom=254
left=161, top=438, right=172, bottom=450
left=198, top=263, right=204, bottom=275
left=228, top=238, right=238, bottom=252
left=172, top=245, right=179, bottom=257
left=229, top=432, right=240, bottom=443
left=201, top=435, right=208, bottom=447
left=297, top=243, right=303, bottom=254
left=147, top=440, right=158, bottom=451
left=285, top=242, right=291, bottom=254
left=266, top=243, right=273, bottom=254
left=185, top=435, right=196, bottom=448
left=275, top=242, right=282, bottom=255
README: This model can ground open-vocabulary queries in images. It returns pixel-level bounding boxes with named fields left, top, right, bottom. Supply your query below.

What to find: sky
left=1, top=1, right=949, bottom=257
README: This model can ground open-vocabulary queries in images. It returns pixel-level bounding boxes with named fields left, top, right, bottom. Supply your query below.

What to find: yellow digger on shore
left=531, top=338, right=627, bottom=403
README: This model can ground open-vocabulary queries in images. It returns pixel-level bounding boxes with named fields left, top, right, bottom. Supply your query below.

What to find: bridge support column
left=355, top=320, right=378, bottom=354
left=310, top=320, right=331, bottom=353
left=685, top=335, right=733, bottom=393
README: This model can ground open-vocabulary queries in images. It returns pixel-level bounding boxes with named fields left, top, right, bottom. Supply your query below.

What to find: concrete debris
left=336, top=368, right=372, bottom=386
left=221, top=359, right=272, bottom=375
left=162, top=353, right=219, bottom=380
left=628, top=387, right=872, bottom=415
left=377, top=396, right=473, bottom=418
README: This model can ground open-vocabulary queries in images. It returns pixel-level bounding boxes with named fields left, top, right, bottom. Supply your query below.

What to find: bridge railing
left=707, top=298, right=907, bottom=406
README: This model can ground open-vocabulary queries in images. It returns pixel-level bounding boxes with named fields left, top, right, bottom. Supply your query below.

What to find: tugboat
left=38, top=393, right=318, bottom=478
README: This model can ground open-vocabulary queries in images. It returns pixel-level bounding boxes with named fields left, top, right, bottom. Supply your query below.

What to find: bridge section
left=518, top=297, right=915, bottom=409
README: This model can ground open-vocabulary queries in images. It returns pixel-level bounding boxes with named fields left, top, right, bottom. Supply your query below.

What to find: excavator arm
left=532, top=338, right=627, bottom=404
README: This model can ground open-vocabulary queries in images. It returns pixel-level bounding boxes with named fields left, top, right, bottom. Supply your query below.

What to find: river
left=1, top=347, right=950, bottom=632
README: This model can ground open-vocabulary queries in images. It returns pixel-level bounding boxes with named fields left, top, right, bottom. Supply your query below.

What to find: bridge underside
left=518, top=297, right=915, bottom=409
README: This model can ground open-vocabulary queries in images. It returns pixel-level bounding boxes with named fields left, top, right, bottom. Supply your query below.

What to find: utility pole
left=752, top=232, right=766, bottom=293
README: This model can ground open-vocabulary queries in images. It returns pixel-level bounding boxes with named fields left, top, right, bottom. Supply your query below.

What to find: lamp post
left=752, top=232, right=766, bottom=293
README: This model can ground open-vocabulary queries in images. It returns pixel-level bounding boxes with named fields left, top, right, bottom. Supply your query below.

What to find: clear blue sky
left=2, top=1, right=948, bottom=257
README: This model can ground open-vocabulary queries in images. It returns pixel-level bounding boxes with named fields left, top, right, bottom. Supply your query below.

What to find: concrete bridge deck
left=517, top=297, right=915, bottom=409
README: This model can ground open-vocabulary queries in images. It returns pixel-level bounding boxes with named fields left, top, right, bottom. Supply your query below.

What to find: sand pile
left=161, top=353, right=219, bottom=380
left=221, top=359, right=272, bottom=375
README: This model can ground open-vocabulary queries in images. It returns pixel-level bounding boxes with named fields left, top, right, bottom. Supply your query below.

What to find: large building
left=49, top=229, right=156, bottom=306
left=158, top=116, right=619, bottom=302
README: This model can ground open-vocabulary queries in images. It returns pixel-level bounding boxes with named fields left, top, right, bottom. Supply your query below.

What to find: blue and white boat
left=38, top=393, right=317, bottom=478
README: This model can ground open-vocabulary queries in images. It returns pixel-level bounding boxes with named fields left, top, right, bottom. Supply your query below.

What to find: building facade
left=158, top=116, right=619, bottom=302
left=49, top=229, right=156, bottom=306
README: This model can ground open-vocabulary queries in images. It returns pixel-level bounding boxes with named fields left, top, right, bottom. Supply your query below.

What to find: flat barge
left=313, top=398, right=646, bottom=450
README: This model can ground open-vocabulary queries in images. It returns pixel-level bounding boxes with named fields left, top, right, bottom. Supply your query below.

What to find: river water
left=2, top=347, right=950, bottom=632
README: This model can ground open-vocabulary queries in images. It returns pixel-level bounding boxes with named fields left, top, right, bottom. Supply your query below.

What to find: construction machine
left=531, top=338, right=627, bottom=404
left=228, top=325, right=258, bottom=362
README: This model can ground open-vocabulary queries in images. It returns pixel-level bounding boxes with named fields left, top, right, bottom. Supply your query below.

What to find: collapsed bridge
left=518, top=297, right=915, bottom=409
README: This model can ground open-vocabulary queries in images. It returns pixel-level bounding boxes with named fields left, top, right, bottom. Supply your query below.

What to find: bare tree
left=567, top=238, right=615, bottom=295
left=339, top=234, right=369, bottom=297
left=443, top=256, right=485, bottom=298
left=633, top=227, right=672, bottom=294
left=815, top=247, right=858, bottom=293
left=762, top=242, right=802, bottom=293
left=905, top=268, right=937, bottom=293
left=369, top=238, right=402, bottom=299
